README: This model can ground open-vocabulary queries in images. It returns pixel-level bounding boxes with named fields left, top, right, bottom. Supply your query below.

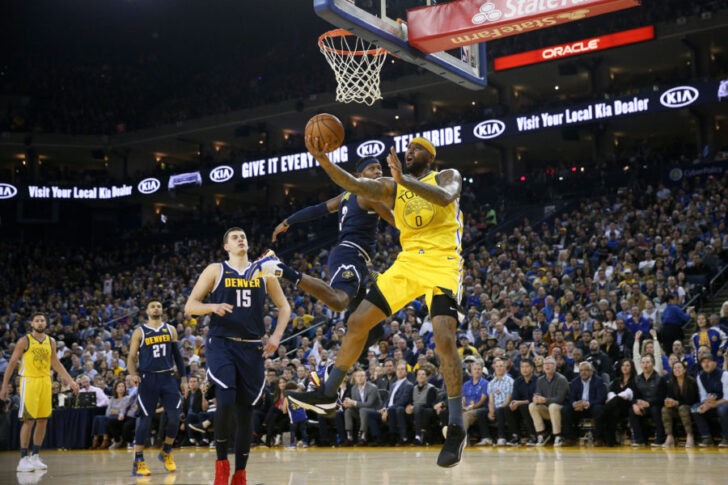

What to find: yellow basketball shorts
left=19, top=376, right=52, bottom=420
left=373, top=249, right=463, bottom=315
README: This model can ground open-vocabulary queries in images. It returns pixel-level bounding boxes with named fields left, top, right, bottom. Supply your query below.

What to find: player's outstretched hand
left=305, top=136, right=333, bottom=161
left=70, top=381, right=80, bottom=394
left=262, top=333, right=281, bottom=358
left=212, top=303, right=234, bottom=317
left=386, top=147, right=404, bottom=183
left=272, top=220, right=289, bottom=242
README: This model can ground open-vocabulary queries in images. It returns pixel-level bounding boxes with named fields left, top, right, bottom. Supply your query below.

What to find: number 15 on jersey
left=236, top=289, right=251, bottom=308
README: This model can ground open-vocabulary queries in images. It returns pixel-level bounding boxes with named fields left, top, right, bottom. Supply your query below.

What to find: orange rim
left=318, top=29, right=388, bottom=57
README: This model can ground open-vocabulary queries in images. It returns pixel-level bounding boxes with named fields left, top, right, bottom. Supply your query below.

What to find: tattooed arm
left=386, top=147, right=461, bottom=207
left=305, top=136, right=396, bottom=207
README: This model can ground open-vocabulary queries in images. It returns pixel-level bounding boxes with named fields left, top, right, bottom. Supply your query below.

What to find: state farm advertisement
left=494, top=25, right=654, bottom=70
left=407, top=0, right=641, bottom=53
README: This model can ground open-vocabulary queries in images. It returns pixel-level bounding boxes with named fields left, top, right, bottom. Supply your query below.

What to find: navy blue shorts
left=328, top=243, right=369, bottom=301
left=136, top=370, right=181, bottom=417
left=206, top=336, right=265, bottom=406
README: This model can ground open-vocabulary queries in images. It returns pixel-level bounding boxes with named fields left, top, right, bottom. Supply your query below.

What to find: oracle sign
left=494, top=26, right=655, bottom=70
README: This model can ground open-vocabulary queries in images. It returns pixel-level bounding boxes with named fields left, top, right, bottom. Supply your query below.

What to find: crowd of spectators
left=1, top=0, right=725, bottom=136
left=2, top=163, right=728, bottom=450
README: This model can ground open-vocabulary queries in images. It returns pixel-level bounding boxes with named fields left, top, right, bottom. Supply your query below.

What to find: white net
left=319, top=30, right=388, bottom=106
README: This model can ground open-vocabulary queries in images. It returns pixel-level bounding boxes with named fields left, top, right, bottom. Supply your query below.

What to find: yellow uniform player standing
left=1, top=313, right=79, bottom=473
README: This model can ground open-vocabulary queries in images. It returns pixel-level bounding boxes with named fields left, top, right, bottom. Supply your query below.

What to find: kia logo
left=0, top=183, right=19, bottom=199
left=473, top=120, right=506, bottom=139
left=660, top=86, right=699, bottom=108
left=209, top=165, right=234, bottom=183
left=356, top=140, right=385, bottom=158
left=137, top=178, right=161, bottom=195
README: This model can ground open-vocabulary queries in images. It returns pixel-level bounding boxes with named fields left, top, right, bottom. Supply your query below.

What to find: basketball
left=305, top=113, right=345, bottom=152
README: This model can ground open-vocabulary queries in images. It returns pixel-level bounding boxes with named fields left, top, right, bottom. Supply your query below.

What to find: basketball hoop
left=318, top=29, right=388, bottom=106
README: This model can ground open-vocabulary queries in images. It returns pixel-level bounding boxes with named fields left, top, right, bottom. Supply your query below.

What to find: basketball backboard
left=314, top=0, right=488, bottom=90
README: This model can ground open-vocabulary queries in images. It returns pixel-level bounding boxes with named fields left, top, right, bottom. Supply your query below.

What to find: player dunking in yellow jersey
left=282, top=135, right=468, bottom=468
left=0, top=313, right=79, bottom=473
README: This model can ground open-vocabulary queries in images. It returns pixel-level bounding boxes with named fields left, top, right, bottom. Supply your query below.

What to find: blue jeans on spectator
left=290, top=421, right=309, bottom=445
left=92, top=415, right=111, bottom=436
left=694, top=403, right=728, bottom=440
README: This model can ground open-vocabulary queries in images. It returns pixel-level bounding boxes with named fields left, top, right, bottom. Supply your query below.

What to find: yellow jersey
left=20, top=335, right=52, bottom=378
left=394, top=171, right=463, bottom=254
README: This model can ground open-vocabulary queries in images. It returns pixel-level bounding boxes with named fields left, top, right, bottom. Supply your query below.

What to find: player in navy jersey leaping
left=127, top=300, right=186, bottom=477
left=185, top=227, right=291, bottom=485
left=268, top=158, right=394, bottom=345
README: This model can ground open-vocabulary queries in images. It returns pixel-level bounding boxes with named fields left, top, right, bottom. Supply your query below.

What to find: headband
left=356, top=157, right=380, bottom=173
left=410, top=137, right=436, bottom=158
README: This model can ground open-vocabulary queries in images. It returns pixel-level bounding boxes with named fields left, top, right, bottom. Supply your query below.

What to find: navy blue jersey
left=138, top=323, right=176, bottom=372
left=209, top=261, right=267, bottom=340
left=337, top=192, right=379, bottom=256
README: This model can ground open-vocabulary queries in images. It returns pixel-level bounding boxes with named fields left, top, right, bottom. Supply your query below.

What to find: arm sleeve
left=171, top=342, right=187, bottom=378
left=286, top=202, right=330, bottom=225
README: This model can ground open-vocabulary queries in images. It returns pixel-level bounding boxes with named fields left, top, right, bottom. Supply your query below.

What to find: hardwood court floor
left=2, top=446, right=728, bottom=485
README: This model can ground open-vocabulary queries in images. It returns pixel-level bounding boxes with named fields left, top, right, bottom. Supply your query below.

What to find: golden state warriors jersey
left=20, top=335, right=52, bottom=378
left=393, top=171, right=463, bottom=254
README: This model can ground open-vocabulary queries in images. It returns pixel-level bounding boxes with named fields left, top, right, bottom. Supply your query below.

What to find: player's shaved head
left=223, top=227, right=245, bottom=244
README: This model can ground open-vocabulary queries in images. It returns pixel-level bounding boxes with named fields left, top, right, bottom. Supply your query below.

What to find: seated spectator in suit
left=343, top=369, right=382, bottom=445
left=408, top=367, right=437, bottom=445
left=502, top=359, right=537, bottom=446
left=694, top=354, right=728, bottom=447
left=488, top=359, right=514, bottom=445
left=462, top=360, right=492, bottom=445
left=561, top=361, right=607, bottom=446
left=629, top=353, right=666, bottom=446
left=603, top=358, right=637, bottom=446
left=364, top=361, right=414, bottom=445
left=528, top=356, right=568, bottom=446
left=662, top=360, right=699, bottom=448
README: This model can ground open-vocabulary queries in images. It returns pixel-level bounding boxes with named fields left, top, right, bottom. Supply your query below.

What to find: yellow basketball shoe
left=132, top=459, right=152, bottom=477
left=158, top=450, right=176, bottom=472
